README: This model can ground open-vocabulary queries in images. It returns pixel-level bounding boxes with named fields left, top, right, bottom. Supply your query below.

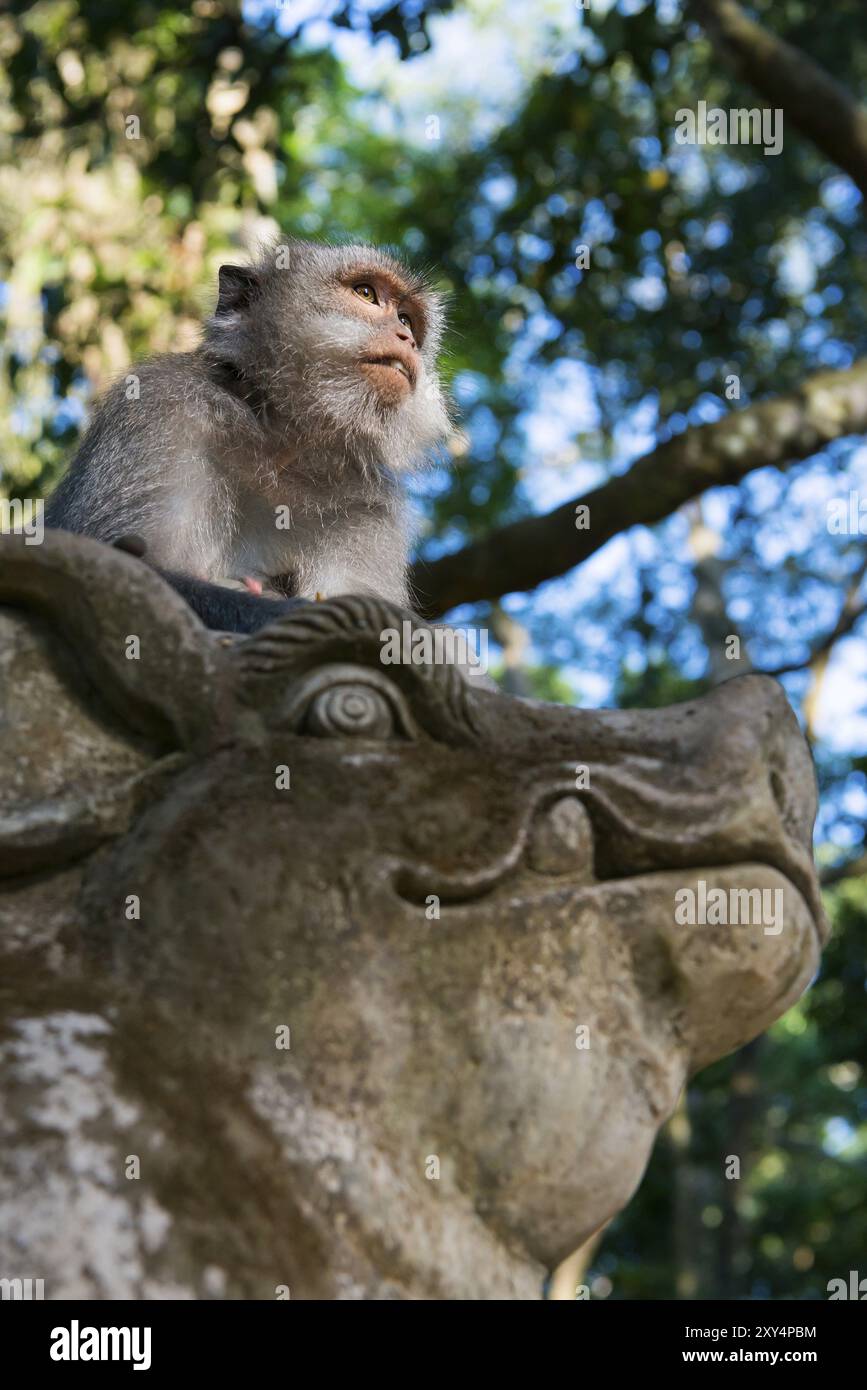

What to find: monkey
left=45, top=239, right=451, bottom=631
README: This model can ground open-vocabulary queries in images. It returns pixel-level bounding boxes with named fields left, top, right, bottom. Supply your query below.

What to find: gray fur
left=46, top=239, right=451, bottom=605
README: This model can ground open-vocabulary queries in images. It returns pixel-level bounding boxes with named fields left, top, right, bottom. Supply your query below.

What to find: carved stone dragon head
left=0, top=531, right=826, bottom=1299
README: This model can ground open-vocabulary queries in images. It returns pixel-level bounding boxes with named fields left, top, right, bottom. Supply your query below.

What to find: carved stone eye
left=305, top=684, right=395, bottom=740
left=279, top=665, right=416, bottom=740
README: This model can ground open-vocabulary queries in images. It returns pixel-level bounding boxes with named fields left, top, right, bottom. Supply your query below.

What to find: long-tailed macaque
left=45, top=239, right=450, bottom=631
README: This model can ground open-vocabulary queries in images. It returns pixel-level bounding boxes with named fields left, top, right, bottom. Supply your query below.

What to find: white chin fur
left=209, top=301, right=450, bottom=474
left=294, top=316, right=449, bottom=470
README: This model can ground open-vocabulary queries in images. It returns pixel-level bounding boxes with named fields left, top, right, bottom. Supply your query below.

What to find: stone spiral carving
left=306, top=683, right=394, bottom=739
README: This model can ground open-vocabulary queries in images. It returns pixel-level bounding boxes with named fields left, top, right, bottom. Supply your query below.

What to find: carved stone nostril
left=526, top=796, right=594, bottom=876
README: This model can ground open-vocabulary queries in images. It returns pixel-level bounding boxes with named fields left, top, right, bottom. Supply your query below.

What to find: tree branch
left=690, top=0, right=867, bottom=202
left=760, top=555, right=867, bottom=679
left=411, top=359, right=867, bottom=618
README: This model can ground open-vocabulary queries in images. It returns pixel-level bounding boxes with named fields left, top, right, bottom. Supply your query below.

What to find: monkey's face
left=294, top=249, right=451, bottom=466
left=342, top=275, right=420, bottom=405
left=207, top=241, right=452, bottom=472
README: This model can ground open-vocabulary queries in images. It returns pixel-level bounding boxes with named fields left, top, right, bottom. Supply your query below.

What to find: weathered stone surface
left=0, top=531, right=827, bottom=1299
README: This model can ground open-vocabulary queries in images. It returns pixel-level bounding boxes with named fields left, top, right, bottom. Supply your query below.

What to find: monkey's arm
left=155, top=570, right=307, bottom=634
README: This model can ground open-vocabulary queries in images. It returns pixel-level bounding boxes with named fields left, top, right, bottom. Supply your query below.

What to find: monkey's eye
left=398, top=311, right=414, bottom=333
left=353, top=283, right=379, bottom=305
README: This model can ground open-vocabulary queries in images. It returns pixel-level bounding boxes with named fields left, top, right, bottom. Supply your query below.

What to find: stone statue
left=0, top=531, right=826, bottom=1299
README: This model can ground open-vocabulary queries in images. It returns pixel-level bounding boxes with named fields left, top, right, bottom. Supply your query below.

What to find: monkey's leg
left=158, top=570, right=307, bottom=634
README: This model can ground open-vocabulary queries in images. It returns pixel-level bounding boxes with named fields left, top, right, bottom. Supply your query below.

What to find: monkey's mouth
left=360, top=357, right=416, bottom=388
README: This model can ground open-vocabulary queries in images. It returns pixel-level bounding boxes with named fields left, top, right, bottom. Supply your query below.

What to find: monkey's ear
left=216, top=264, right=261, bottom=315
